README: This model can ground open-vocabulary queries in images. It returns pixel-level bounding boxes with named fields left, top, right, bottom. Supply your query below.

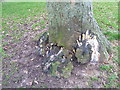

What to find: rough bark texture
left=47, top=1, right=111, bottom=64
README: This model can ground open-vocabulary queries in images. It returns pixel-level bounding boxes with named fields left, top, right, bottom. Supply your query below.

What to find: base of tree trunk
left=46, top=2, right=112, bottom=75
left=36, top=30, right=107, bottom=77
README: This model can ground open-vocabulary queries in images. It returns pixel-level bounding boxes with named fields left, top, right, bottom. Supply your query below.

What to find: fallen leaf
left=34, top=80, right=39, bottom=84
left=2, top=31, right=5, bottom=34
left=23, top=70, right=28, bottom=74
left=26, top=81, right=33, bottom=86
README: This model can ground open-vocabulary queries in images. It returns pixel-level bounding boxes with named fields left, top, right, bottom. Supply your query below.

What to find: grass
left=2, top=2, right=47, bottom=43
left=104, top=73, right=118, bottom=88
left=93, top=2, right=119, bottom=41
left=99, top=65, right=113, bottom=70
left=93, top=4, right=119, bottom=88
left=40, top=21, right=45, bottom=24
left=104, top=32, right=120, bottom=40
left=91, top=77, right=99, bottom=81
left=2, top=2, right=47, bottom=19
left=113, top=46, right=120, bottom=64
left=99, top=64, right=119, bottom=88
left=93, top=2, right=118, bottom=31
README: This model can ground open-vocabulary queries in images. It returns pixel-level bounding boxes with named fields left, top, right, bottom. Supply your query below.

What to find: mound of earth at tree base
left=36, top=30, right=101, bottom=78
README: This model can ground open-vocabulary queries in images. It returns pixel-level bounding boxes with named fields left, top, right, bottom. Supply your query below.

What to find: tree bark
left=47, top=1, right=111, bottom=64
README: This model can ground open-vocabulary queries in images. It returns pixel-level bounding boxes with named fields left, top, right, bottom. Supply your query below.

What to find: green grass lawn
left=2, top=2, right=47, bottom=59
left=2, top=2, right=46, bottom=18
left=93, top=2, right=119, bottom=40
left=2, top=2, right=47, bottom=42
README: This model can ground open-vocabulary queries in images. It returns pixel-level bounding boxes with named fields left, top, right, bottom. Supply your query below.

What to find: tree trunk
left=47, top=1, right=111, bottom=64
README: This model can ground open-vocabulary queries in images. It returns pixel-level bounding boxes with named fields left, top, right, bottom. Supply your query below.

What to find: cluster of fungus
left=37, top=30, right=100, bottom=73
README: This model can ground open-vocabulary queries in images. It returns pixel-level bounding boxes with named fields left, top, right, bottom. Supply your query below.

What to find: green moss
left=2, top=81, right=9, bottom=86
left=50, top=61, right=73, bottom=78
left=61, top=62, right=73, bottom=78
left=50, top=61, right=61, bottom=76
left=57, top=30, right=65, bottom=46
